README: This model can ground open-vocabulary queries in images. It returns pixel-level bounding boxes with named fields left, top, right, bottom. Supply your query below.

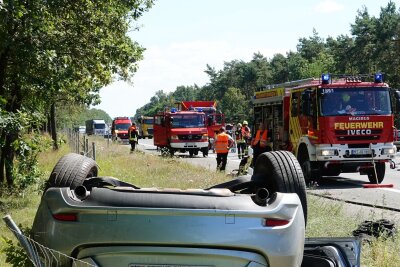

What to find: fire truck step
left=362, top=184, right=394, bottom=188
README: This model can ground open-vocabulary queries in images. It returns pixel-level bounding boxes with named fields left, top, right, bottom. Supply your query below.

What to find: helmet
left=237, top=123, right=242, bottom=127
left=132, top=122, right=136, bottom=125
left=243, top=120, right=248, bottom=125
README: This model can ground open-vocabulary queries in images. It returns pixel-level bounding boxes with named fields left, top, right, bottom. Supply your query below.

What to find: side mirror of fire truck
left=394, top=90, right=400, bottom=109
left=301, top=90, right=312, bottom=116
left=208, top=115, right=213, bottom=126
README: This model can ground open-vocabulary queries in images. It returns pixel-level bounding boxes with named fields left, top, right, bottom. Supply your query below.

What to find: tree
left=220, top=87, right=247, bottom=122
left=0, top=0, right=154, bottom=186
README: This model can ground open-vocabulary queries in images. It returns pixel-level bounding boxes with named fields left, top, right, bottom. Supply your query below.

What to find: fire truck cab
left=111, top=117, right=132, bottom=142
left=252, top=73, right=399, bottom=184
left=177, top=101, right=225, bottom=150
left=153, top=108, right=209, bottom=157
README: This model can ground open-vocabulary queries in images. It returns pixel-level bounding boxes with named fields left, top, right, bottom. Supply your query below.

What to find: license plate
left=351, top=149, right=370, bottom=155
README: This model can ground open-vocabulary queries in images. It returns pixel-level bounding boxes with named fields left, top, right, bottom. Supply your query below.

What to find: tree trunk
left=50, top=102, right=58, bottom=150
left=4, top=134, right=15, bottom=186
left=0, top=132, right=5, bottom=183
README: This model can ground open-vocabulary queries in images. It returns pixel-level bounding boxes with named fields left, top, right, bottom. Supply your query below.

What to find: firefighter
left=235, top=123, right=245, bottom=159
left=214, top=126, right=234, bottom=172
left=128, top=122, right=139, bottom=152
left=241, top=120, right=251, bottom=157
left=339, top=92, right=355, bottom=113
left=251, top=121, right=268, bottom=166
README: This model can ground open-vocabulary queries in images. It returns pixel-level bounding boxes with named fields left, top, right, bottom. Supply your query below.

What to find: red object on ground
left=362, top=183, right=394, bottom=188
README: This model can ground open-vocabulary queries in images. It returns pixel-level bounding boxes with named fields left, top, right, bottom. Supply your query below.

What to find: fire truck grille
left=336, top=135, right=380, bottom=141
left=335, top=129, right=382, bottom=141
left=179, top=134, right=202, bottom=141
left=118, top=133, right=128, bottom=139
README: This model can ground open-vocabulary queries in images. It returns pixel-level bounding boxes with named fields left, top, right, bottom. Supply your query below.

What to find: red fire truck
left=252, top=73, right=399, bottom=184
left=153, top=108, right=209, bottom=157
left=111, top=116, right=132, bottom=142
left=177, top=101, right=225, bottom=149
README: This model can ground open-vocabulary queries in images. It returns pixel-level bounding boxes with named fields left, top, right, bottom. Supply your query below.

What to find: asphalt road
left=136, top=138, right=400, bottom=222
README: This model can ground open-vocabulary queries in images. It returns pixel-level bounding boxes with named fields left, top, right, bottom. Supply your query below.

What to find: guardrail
left=3, top=215, right=96, bottom=267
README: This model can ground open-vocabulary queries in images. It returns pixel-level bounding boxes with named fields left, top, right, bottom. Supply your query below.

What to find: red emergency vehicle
left=111, top=117, right=132, bottom=142
left=153, top=108, right=209, bottom=157
left=252, top=73, right=399, bottom=184
left=177, top=101, right=225, bottom=149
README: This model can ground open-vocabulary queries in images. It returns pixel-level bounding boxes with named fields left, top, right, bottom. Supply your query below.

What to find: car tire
left=46, top=153, right=98, bottom=190
left=251, top=150, right=308, bottom=223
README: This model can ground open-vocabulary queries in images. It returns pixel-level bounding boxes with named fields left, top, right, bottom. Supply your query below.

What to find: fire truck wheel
left=321, top=167, right=341, bottom=177
left=251, top=151, right=308, bottom=223
left=367, top=162, right=385, bottom=184
left=46, top=153, right=98, bottom=190
left=160, top=147, right=169, bottom=157
left=189, top=150, right=194, bottom=157
left=301, top=160, right=312, bottom=184
left=202, top=148, right=208, bottom=157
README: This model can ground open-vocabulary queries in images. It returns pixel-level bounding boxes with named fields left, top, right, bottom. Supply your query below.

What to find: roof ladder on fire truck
left=260, top=78, right=316, bottom=91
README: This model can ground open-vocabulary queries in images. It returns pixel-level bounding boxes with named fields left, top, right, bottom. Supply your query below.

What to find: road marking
left=382, top=188, right=400, bottom=193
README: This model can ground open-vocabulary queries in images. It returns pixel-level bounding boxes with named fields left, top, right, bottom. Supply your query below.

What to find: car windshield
left=115, top=123, right=131, bottom=130
left=94, top=124, right=105, bottom=129
left=171, top=114, right=205, bottom=128
left=319, top=87, right=391, bottom=116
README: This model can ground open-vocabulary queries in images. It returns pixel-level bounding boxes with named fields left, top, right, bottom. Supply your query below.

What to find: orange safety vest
left=128, top=126, right=138, bottom=140
left=252, top=130, right=268, bottom=148
left=214, top=133, right=230, bottom=153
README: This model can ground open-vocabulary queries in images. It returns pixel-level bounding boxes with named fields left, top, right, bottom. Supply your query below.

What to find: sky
left=95, top=0, right=391, bottom=119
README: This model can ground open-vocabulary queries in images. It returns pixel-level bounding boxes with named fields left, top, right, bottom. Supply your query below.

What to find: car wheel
left=367, top=162, right=385, bottom=184
left=46, top=153, right=98, bottom=190
left=251, top=150, right=308, bottom=223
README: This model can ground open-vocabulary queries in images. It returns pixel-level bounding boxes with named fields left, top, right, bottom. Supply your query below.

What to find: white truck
left=85, top=119, right=107, bottom=136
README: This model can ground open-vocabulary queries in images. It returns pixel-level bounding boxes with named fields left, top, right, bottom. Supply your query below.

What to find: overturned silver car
left=30, top=151, right=360, bottom=267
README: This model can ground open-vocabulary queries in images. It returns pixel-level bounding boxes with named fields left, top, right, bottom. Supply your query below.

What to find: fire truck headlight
left=170, top=135, right=179, bottom=140
left=382, top=147, right=395, bottom=155
left=319, top=149, right=338, bottom=156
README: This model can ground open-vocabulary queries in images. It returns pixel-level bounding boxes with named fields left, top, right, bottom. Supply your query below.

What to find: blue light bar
left=321, top=74, right=330, bottom=84
left=374, top=73, right=383, bottom=83
left=170, top=108, right=177, bottom=113
left=197, top=108, right=203, bottom=112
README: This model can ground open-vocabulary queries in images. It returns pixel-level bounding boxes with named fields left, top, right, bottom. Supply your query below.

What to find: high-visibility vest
left=252, top=130, right=268, bottom=148
left=128, top=126, right=138, bottom=141
left=214, top=133, right=230, bottom=153
left=242, top=126, right=251, bottom=139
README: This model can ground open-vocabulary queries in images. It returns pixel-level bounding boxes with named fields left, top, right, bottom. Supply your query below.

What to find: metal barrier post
left=92, top=142, right=96, bottom=160
left=3, top=215, right=44, bottom=267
